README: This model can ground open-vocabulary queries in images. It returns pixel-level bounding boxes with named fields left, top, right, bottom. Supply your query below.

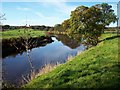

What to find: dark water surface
left=2, top=35, right=87, bottom=86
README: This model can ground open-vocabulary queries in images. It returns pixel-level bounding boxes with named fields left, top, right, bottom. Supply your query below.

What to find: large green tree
left=68, top=3, right=117, bottom=45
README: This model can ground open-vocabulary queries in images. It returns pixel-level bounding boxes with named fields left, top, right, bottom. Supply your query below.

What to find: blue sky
left=1, top=1, right=118, bottom=27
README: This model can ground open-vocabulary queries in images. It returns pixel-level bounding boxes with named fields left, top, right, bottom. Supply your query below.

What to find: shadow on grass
left=99, top=35, right=120, bottom=42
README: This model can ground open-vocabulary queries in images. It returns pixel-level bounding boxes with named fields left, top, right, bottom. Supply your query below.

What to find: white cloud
left=41, top=2, right=76, bottom=14
left=54, top=2, right=76, bottom=14
left=16, top=7, right=31, bottom=11
left=35, top=12, right=44, bottom=18
left=35, top=12, right=63, bottom=26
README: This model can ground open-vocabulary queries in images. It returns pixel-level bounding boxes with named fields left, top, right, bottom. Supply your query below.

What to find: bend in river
left=2, top=34, right=87, bottom=86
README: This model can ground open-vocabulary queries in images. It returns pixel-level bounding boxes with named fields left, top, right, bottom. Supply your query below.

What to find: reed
left=21, top=63, right=59, bottom=86
left=67, top=55, right=73, bottom=62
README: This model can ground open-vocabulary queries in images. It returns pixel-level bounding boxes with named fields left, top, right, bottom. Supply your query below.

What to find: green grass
left=0, top=29, right=46, bottom=39
left=23, top=33, right=120, bottom=88
left=99, top=33, right=119, bottom=40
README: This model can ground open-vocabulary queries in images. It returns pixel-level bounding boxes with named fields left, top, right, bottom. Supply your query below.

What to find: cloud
left=35, top=12, right=63, bottom=26
left=41, top=2, right=76, bottom=14
left=35, top=12, right=44, bottom=18
left=54, top=2, right=76, bottom=14
left=35, top=12, right=60, bottom=20
left=16, top=7, right=31, bottom=11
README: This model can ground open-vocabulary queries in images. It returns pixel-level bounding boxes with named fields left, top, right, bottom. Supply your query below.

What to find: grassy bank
left=1, top=29, right=45, bottom=39
left=23, top=34, right=120, bottom=88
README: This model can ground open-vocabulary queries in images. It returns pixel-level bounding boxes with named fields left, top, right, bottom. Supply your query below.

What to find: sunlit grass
left=23, top=33, right=120, bottom=88
left=1, top=29, right=46, bottom=39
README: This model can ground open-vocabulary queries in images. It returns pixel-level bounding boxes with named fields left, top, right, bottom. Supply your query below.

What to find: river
left=2, top=34, right=87, bottom=86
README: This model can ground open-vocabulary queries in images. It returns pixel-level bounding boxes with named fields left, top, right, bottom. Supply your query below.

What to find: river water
left=2, top=35, right=87, bottom=86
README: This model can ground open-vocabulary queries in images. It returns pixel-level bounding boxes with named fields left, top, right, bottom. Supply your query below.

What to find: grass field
left=23, top=33, right=120, bottom=88
left=0, top=29, right=46, bottom=39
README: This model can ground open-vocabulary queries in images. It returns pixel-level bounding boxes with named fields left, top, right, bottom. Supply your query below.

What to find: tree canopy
left=61, top=3, right=117, bottom=45
left=95, top=3, right=117, bottom=26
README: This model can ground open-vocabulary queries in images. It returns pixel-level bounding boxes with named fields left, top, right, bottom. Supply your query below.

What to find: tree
left=69, top=6, right=102, bottom=45
left=2, top=25, right=10, bottom=30
left=95, top=3, right=117, bottom=27
left=54, top=24, right=63, bottom=32
left=68, top=3, right=117, bottom=45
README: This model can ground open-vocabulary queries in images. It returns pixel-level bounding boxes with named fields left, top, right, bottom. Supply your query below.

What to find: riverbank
left=1, top=29, right=53, bottom=58
left=2, top=36, right=53, bottom=58
left=23, top=33, right=120, bottom=88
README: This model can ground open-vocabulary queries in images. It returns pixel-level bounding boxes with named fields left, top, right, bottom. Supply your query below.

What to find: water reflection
left=2, top=35, right=87, bottom=86
left=56, top=34, right=82, bottom=49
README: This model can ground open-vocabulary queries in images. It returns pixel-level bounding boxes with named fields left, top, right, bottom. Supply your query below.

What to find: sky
left=1, top=1, right=119, bottom=27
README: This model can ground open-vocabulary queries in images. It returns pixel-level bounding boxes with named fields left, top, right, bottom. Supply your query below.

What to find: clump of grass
left=38, top=64, right=57, bottom=76
left=77, top=51, right=82, bottom=55
left=20, top=70, right=36, bottom=85
left=67, top=51, right=82, bottom=62
left=67, top=55, right=74, bottom=62
left=21, top=63, right=59, bottom=86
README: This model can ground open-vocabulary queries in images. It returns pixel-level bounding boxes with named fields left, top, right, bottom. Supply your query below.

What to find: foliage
left=2, top=25, right=10, bottom=30
left=30, top=25, right=53, bottom=31
left=54, top=24, right=63, bottom=32
left=70, top=6, right=104, bottom=45
left=95, top=3, right=118, bottom=26
left=69, top=6, right=88, bottom=34
left=60, top=3, right=117, bottom=45
left=2, top=25, right=53, bottom=31
left=23, top=33, right=120, bottom=88
left=61, top=19, right=70, bottom=32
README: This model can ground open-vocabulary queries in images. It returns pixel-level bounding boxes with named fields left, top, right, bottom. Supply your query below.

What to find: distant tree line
left=30, top=25, right=54, bottom=31
left=2, top=25, right=54, bottom=31
left=2, top=25, right=22, bottom=30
